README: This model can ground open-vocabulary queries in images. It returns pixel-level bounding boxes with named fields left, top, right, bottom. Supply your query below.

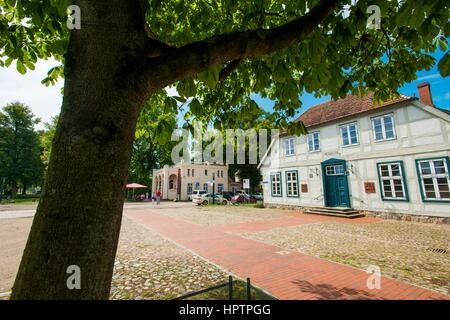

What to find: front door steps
left=304, top=206, right=365, bottom=218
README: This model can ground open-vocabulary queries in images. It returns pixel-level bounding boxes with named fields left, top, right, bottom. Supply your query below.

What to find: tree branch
left=144, top=38, right=176, bottom=58
left=219, top=59, right=241, bottom=81
left=138, top=0, right=341, bottom=94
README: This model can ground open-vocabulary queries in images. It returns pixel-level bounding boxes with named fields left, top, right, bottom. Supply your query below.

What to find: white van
left=190, top=190, right=207, bottom=202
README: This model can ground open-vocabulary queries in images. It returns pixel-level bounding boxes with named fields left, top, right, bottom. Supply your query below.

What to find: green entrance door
left=321, top=159, right=351, bottom=208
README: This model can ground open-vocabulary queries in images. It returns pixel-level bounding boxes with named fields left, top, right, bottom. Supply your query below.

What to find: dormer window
left=285, top=138, right=296, bottom=156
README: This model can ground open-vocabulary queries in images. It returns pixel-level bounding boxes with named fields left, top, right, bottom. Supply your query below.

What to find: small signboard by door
left=243, top=179, right=250, bottom=189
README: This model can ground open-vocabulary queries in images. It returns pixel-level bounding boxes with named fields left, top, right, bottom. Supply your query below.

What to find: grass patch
left=0, top=197, right=39, bottom=205
left=253, top=202, right=265, bottom=208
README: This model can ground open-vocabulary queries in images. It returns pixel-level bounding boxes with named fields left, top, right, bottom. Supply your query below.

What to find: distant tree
left=0, top=102, right=43, bottom=197
left=39, top=116, right=59, bottom=173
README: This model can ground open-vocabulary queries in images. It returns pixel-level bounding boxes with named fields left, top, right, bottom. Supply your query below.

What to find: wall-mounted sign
left=364, top=182, right=376, bottom=193
left=301, top=184, right=308, bottom=193
left=243, top=179, right=250, bottom=189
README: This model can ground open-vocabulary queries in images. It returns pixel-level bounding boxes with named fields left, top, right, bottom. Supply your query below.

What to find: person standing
left=145, top=191, right=149, bottom=201
left=156, top=190, right=161, bottom=205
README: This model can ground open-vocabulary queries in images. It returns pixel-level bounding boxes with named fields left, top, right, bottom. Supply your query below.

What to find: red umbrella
left=126, top=183, right=147, bottom=188
left=125, top=183, right=148, bottom=199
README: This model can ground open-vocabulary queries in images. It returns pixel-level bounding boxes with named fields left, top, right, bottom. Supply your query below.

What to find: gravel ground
left=110, top=217, right=228, bottom=299
left=0, top=218, right=32, bottom=296
left=158, top=204, right=290, bottom=226
left=243, top=220, right=450, bottom=294
left=0, top=216, right=228, bottom=300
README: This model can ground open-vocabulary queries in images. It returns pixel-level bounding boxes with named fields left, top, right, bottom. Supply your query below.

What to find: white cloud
left=434, top=92, right=450, bottom=102
left=416, top=73, right=440, bottom=82
left=0, top=58, right=63, bottom=129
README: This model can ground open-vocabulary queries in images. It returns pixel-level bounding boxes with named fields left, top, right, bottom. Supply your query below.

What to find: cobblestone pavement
left=154, top=203, right=290, bottom=226
left=110, top=217, right=228, bottom=300
left=243, top=220, right=450, bottom=295
left=0, top=214, right=228, bottom=300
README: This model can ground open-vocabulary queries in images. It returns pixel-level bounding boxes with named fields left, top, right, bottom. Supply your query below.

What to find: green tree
left=2, top=0, right=448, bottom=299
left=128, top=92, right=178, bottom=187
left=39, top=116, right=59, bottom=173
left=0, top=102, right=43, bottom=196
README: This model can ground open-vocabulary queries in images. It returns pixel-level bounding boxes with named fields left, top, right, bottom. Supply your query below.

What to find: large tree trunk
left=11, top=1, right=149, bottom=299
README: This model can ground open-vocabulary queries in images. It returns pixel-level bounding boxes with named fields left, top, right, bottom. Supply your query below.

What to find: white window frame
left=340, top=122, right=359, bottom=146
left=378, top=162, right=407, bottom=200
left=371, top=114, right=396, bottom=142
left=307, top=131, right=320, bottom=152
left=203, top=183, right=208, bottom=192
left=325, top=165, right=345, bottom=176
left=271, top=172, right=282, bottom=197
left=417, top=158, right=450, bottom=201
left=187, top=183, right=193, bottom=194
left=217, top=183, right=224, bottom=193
left=286, top=171, right=299, bottom=197
left=284, top=138, right=296, bottom=156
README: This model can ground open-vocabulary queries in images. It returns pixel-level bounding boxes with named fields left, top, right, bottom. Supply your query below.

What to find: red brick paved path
left=125, top=210, right=449, bottom=300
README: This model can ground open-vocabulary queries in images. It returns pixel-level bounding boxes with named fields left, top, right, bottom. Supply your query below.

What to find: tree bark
left=11, top=0, right=149, bottom=299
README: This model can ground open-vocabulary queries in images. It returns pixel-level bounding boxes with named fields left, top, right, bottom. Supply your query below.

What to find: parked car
left=195, top=193, right=228, bottom=205
left=231, top=195, right=257, bottom=204
left=252, top=192, right=264, bottom=200
left=190, top=190, right=208, bottom=202
left=219, top=192, right=234, bottom=201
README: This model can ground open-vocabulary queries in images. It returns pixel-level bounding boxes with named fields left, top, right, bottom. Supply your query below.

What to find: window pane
left=437, top=178, right=450, bottom=198
left=373, top=118, right=383, bottom=140
left=350, top=134, right=357, bottom=144
left=326, top=166, right=335, bottom=175
left=420, top=162, right=431, bottom=175
left=380, top=165, right=390, bottom=177
left=433, top=160, right=446, bottom=174
left=393, top=180, right=404, bottom=197
left=391, top=164, right=400, bottom=176
left=382, top=180, right=392, bottom=197
left=341, top=127, right=349, bottom=145
left=423, top=178, right=436, bottom=198
left=375, top=131, right=384, bottom=140
left=308, top=136, right=313, bottom=151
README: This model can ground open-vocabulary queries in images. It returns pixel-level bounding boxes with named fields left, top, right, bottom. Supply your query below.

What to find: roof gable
left=295, top=93, right=415, bottom=128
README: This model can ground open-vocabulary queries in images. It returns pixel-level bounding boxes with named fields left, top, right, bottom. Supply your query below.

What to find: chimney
left=417, top=82, right=434, bottom=107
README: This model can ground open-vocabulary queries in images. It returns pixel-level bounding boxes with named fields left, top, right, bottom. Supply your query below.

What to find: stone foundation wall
left=264, top=203, right=450, bottom=224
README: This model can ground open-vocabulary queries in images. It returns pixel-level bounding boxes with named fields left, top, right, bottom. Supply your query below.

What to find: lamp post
left=1, top=177, right=6, bottom=201
left=212, top=172, right=216, bottom=204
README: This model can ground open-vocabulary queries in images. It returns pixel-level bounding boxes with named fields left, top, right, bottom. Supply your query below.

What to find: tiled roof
left=295, top=93, right=415, bottom=128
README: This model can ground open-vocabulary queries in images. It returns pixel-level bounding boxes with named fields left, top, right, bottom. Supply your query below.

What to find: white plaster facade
left=152, top=162, right=229, bottom=200
left=259, top=100, right=450, bottom=218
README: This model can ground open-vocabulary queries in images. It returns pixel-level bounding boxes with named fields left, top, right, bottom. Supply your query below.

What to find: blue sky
left=0, top=50, right=448, bottom=129
left=254, top=50, right=450, bottom=119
